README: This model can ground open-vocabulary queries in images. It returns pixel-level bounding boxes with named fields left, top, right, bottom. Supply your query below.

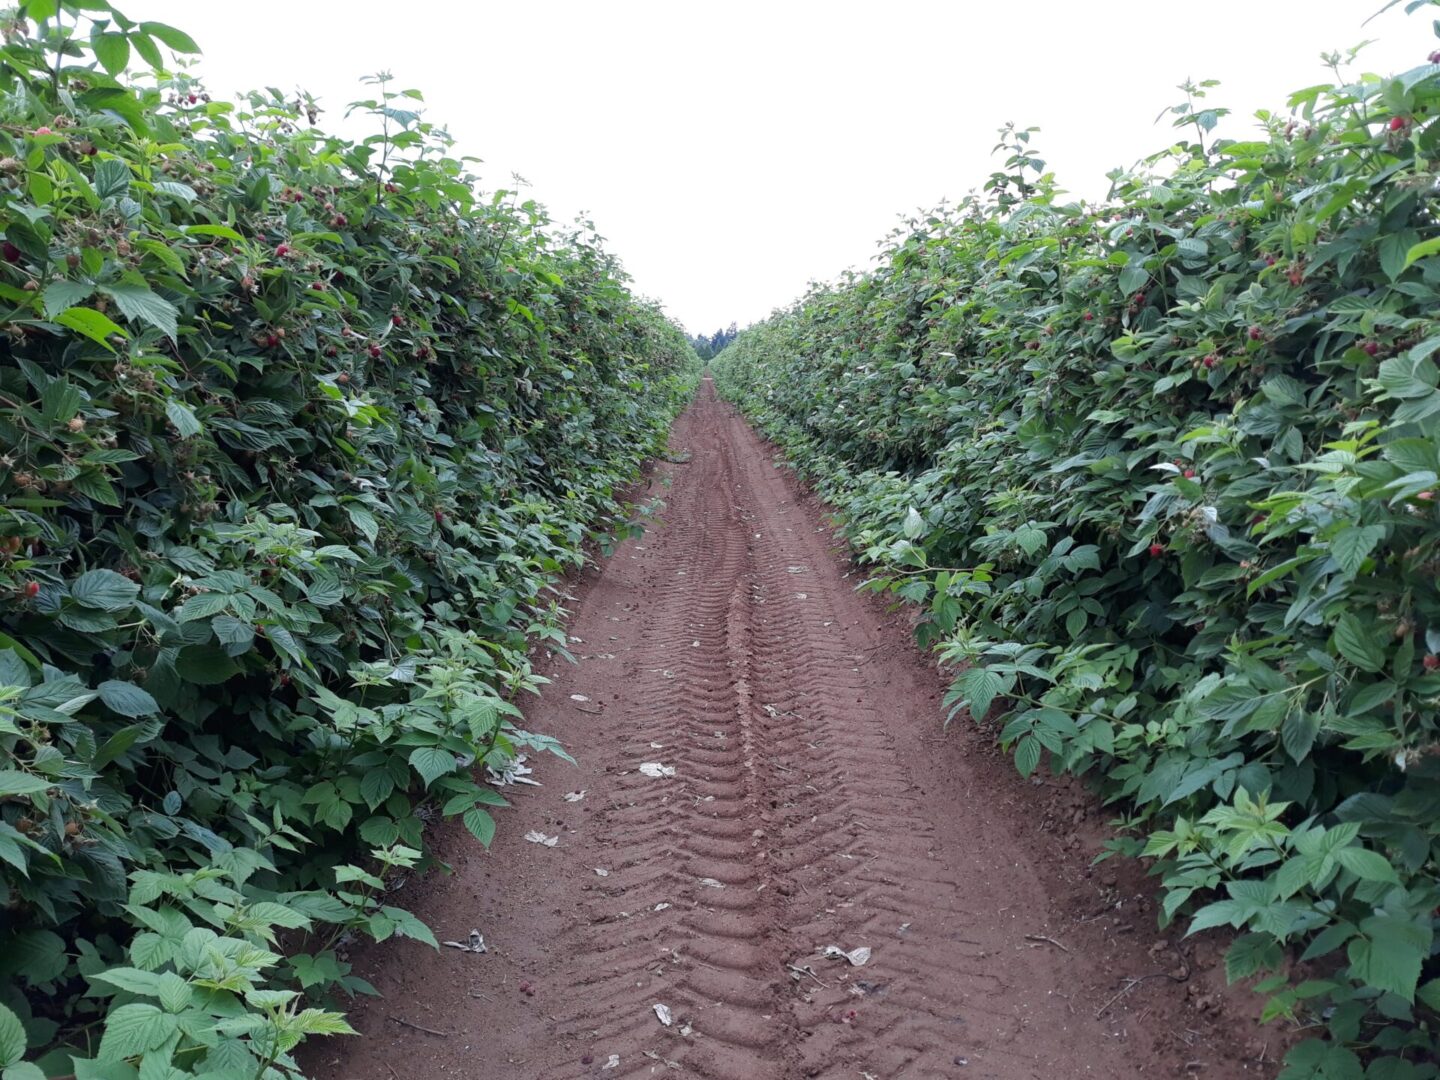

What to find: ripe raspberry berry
left=392, top=314, right=403, bottom=327
left=369, top=343, right=382, bottom=359
left=1183, top=469, right=1195, bottom=479
left=1148, top=543, right=1165, bottom=559
left=1202, top=355, right=1216, bottom=369
left=265, top=333, right=280, bottom=349
left=275, top=243, right=290, bottom=257
left=1361, top=340, right=1380, bottom=357
left=310, top=281, right=325, bottom=291
left=1390, top=115, right=1408, bottom=131
left=33, top=126, right=52, bottom=136
left=23, top=581, right=39, bottom=598
left=1248, top=325, right=1262, bottom=341
left=1425, top=654, right=1440, bottom=671
left=1083, top=311, right=1093, bottom=321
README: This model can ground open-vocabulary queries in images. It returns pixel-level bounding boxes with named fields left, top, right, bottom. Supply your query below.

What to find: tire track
left=318, top=379, right=1159, bottom=1080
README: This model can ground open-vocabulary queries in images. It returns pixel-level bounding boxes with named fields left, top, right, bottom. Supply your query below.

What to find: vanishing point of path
left=318, top=380, right=1188, bottom=1079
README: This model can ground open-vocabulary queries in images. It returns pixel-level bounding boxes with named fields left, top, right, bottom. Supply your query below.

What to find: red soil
left=316, top=379, right=1269, bottom=1080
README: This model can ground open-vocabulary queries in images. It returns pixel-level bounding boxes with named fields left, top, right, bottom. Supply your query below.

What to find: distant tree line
left=690, top=322, right=739, bottom=361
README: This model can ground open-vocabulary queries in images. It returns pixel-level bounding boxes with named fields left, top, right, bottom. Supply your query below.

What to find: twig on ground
left=387, top=1015, right=453, bottom=1037
left=786, top=962, right=828, bottom=988
left=1024, top=933, right=1070, bottom=953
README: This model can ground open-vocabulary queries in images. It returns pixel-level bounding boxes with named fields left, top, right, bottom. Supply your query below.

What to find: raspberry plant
left=0, top=1, right=699, bottom=1075
left=716, top=17, right=1440, bottom=1077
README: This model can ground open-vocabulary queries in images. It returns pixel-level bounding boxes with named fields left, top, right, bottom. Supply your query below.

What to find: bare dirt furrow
left=317, top=379, right=1220, bottom=1080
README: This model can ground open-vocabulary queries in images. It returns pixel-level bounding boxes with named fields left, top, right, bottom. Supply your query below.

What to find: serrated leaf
left=1333, top=614, right=1385, bottom=674
left=0, top=1003, right=25, bottom=1068
left=92, top=31, right=130, bottom=75
left=1330, top=524, right=1385, bottom=577
left=42, top=281, right=95, bottom=319
left=1013, top=734, right=1040, bottom=777
left=55, top=306, right=127, bottom=351
left=0, top=770, right=51, bottom=798
left=140, top=21, right=201, bottom=53
left=1347, top=914, right=1430, bottom=1002
left=96, top=1003, right=176, bottom=1061
left=1332, top=845, right=1399, bottom=884
left=463, top=807, right=495, bottom=847
left=1225, top=932, right=1281, bottom=983
left=359, top=768, right=393, bottom=810
left=71, top=569, right=140, bottom=612
left=102, top=284, right=179, bottom=338
left=408, top=746, right=455, bottom=788
left=1280, top=709, right=1319, bottom=763
left=91, top=966, right=163, bottom=996
left=97, top=680, right=158, bottom=718
left=164, top=400, right=201, bottom=438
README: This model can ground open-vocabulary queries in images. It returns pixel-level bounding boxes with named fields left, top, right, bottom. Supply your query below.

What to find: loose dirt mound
left=317, top=380, right=1263, bottom=1079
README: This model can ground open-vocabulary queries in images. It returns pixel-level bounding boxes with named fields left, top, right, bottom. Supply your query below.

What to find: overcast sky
left=133, top=1, right=1427, bottom=335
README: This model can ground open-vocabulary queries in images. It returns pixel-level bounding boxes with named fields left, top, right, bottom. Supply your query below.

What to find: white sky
left=132, top=1, right=1426, bottom=335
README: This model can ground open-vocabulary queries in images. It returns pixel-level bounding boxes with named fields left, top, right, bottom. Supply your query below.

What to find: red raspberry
left=1148, top=543, right=1165, bottom=559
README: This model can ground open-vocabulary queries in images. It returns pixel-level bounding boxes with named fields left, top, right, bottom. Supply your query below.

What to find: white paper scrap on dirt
left=602, top=1055, right=620, bottom=1070
left=822, top=944, right=872, bottom=966
left=524, top=831, right=558, bottom=847
left=654, top=902, right=671, bottom=911
left=442, top=929, right=486, bottom=953
left=594, top=867, right=609, bottom=877
left=652, top=1002, right=673, bottom=1026
left=638, top=762, right=675, bottom=778
left=570, top=694, right=589, bottom=702
left=697, top=877, right=726, bottom=889
left=562, top=790, right=586, bottom=802
left=487, top=754, right=541, bottom=787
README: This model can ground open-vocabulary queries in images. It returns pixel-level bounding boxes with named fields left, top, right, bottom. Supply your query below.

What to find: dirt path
left=317, top=380, right=1245, bottom=1079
